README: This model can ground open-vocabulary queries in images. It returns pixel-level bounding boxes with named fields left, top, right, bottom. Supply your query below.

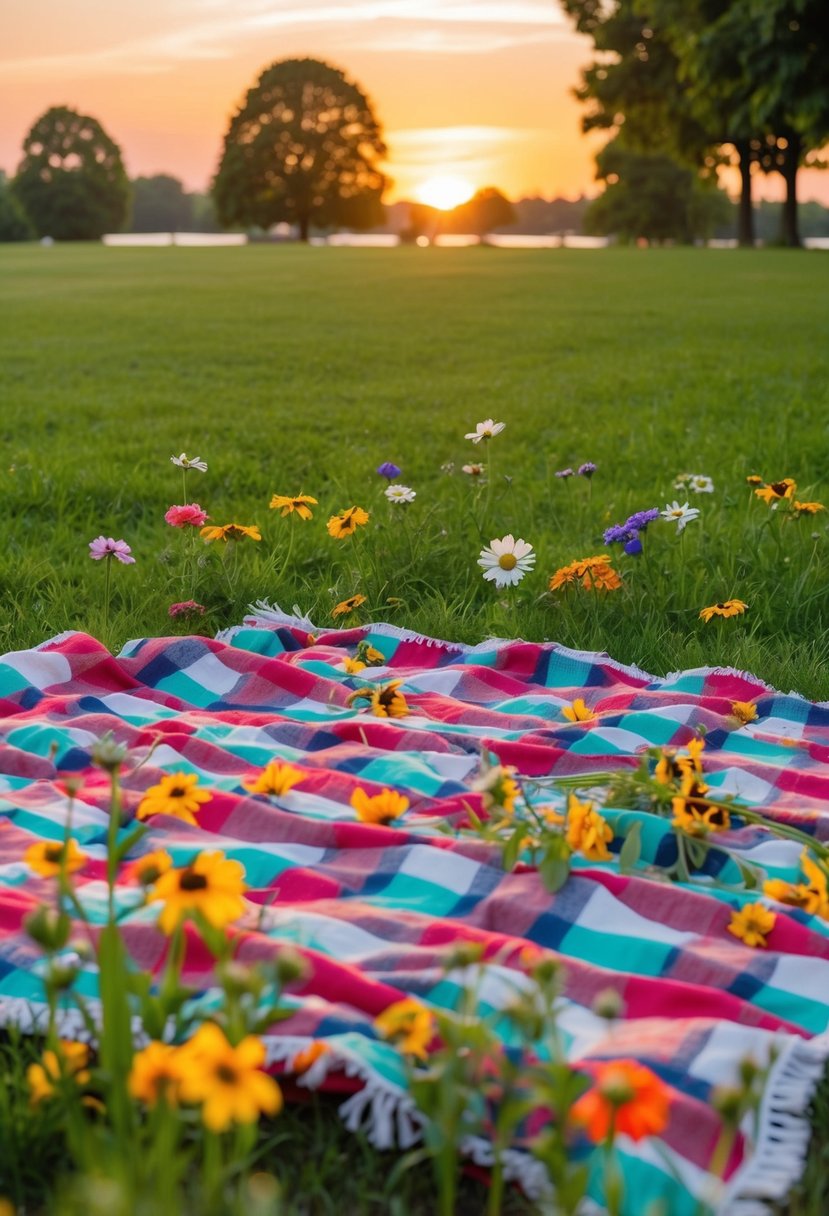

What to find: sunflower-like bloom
left=549, top=555, right=622, bottom=592
left=129, top=1041, right=186, bottom=1106
left=374, top=998, right=434, bottom=1059
left=28, top=1041, right=91, bottom=1106
left=570, top=1059, right=671, bottom=1143
left=177, top=1023, right=283, bottom=1131
left=25, top=837, right=87, bottom=878
left=793, top=500, right=825, bottom=516
left=727, top=903, right=776, bottom=948
left=654, top=737, right=705, bottom=786
left=149, top=851, right=247, bottom=935
left=326, top=507, right=369, bottom=539
left=136, top=772, right=212, bottom=825
left=243, top=761, right=304, bottom=797
left=566, top=794, right=613, bottom=861
left=562, top=698, right=596, bottom=723
left=730, top=701, right=758, bottom=725
left=126, top=849, right=173, bottom=886
left=268, top=493, right=318, bottom=520
left=200, top=523, right=261, bottom=542
left=356, top=642, right=386, bottom=666
left=342, top=657, right=366, bottom=674
left=754, top=478, right=796, bottom=504
left=763, top=851, right=829, bottom=920
left=349, top=679, right=410, bottom=718
left=332, top=594, right=367, bottom=618
left=471, top=764, right=520, bottom=816
left=699, top=599, right=747, bottom=623
left=350, top=787, right=409, bottom=825
left=671, top=774, right=730, bottom=835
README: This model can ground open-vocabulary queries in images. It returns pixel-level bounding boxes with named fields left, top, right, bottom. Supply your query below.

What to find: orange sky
left=1, top=0, right=827, bottom=204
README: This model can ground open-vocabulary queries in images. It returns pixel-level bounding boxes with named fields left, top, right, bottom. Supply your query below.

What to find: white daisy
left=478, top=534, right=535, bottom=587
left=465, top=419, right=505, bottom=444
left=688, top=474, right=714, bottom=493
left=384, top=484, right=416, bottom=504
left=462, top=463, right=486, bottom=477
left=171, top=453, right=208, bottom=472
left=661, top=500, right=700, bottom=532
left=673, top=473, right=692, bottom=489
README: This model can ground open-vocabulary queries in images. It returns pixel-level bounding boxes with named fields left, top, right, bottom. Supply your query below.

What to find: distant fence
left=102, top=233, right=247, bottom=247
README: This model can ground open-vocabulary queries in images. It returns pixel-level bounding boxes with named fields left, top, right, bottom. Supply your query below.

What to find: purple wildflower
left=555, top=468, right=575, bottom=479
left=376, top=462, right=402, bottom=480
left=89, top=537, right=135, bottom=565
left=624, top=536, right=643, bottom=556
left=169, top=600, right=206, bottom=618
left=603, top=523, right=634, bottom=545
left=626, top=508, right=660, bottom=531
left=577, top=462, right=597, bottom=478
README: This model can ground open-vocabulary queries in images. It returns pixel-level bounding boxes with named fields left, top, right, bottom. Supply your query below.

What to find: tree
left=130, top=175, right=193, bottom=232
left=446, top=188, right=516, bottom=236
left=13, top=106, right=129, bottom=240
left=213, top=58, right=387, bottom=241
left=0, top=172, right=33, bottom=242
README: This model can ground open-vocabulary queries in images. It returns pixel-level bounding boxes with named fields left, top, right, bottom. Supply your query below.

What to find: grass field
left=1, top=243, right=829, bottom=1213
left=2, top=243, right=829, bottom=695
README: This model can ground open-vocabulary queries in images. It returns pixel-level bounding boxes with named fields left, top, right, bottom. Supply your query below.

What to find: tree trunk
left=735, top=139, right=754, bottom=248
left=298, top=213, right=310, bottom=242
left=780, top=131, right=802, bottom=248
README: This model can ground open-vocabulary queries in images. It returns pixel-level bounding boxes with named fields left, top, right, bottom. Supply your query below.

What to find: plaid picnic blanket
left=1, top=609, right=827, bottom=1216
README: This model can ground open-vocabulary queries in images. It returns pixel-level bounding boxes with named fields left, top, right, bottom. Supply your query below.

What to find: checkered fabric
left=0, top=615, right=827, bottom=1215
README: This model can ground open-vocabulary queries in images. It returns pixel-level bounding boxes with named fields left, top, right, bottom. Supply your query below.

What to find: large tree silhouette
left=213, top=58, right=387, bottom=241
left=13, top=106, right=129, bottom=240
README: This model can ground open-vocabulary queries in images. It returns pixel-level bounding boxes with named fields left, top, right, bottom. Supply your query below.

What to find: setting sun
left=414, top=175, right=475, bottom=211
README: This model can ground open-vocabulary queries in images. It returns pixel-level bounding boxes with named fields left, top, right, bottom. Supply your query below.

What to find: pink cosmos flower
left=88, top=537, right=135, bottom=564
left=164, top=503, right=209, bottom=528
left=168, top=601, right=206, bottom=618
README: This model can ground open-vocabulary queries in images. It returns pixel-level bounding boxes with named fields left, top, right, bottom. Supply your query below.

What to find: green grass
left=1, top=244, right=828, bottom=1213
left=1, top=244, right=828, bottom=694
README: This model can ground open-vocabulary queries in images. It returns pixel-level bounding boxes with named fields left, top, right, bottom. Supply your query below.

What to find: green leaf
left=539, top=850, right=571, bottom=893
left=619, top=820, right=642, bottom=873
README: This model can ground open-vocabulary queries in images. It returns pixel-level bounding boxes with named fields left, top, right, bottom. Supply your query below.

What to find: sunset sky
left=1, top=0, right=826, bottom=205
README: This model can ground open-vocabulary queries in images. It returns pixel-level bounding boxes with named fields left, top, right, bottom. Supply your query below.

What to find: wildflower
left=25, top=837, right=87, bottom=878
left=699, top=599, right=747, bottom=623
left=171, top=453, right=208, bottom=472
left=332, top=594, right=367, bottom=619
left=571, top=1059, right=671, bottom=1143
left=746, top=475, right=763, bottom=486
left=755, top=479, right=796, bottom=505
left=462, top=463, right=485, bottom=477
left=129, top=1041, right=185, bottom=1106
left=136, top=772, right=212, bottom=825
left=149, top=851, right=247, bottom=935
left=555, top=468, right=574, bottom=479
left=376, top=461, right=402, bottom=480
left=291, top=1041, right=330, bottom=1076
left=727, top=904, right=776, bottom=948
left=91, top=735, right=127, bottom=772
left=577, top=462, right=597, bottom=477
left=200, top=523, right=261, bottom=543
left=562, top=698, right=596, bottom=723
left=268, top=494, right=318, bottom=520
left=350, top=787, right=409, bottom=824
left=671, top=774, right=730, bottom=835
left=88, top=536, right=135, bottom=564
left=549, top=556, right=622, bottom=593
left=603, top=509, right=659, bottom=550
left=478, top=535, right=536, bottom=588
left=375, top=998, right=434, bottom=1059
left=661, top=501, right=700, bottom=532
left=127, top=849, right=173, bottom=886
left=627, top=508, right=661, bottom=531
left=793, top=500, right=825, bottom=516
left=730, top=701, right=758, bottom=725
left=243, top=761, right=304, bottom=797
left=674, top=473, right=692, bottom=489
left=327, top=506, right=369, bottom=539
left=342, top=658, right=365, bottom=675
left=164, top=504, right=208, bottom=528
left=763, top=851, right=829, bottom=919
left=472, top=764, right=520, bottom=816
left=688, top=475, right=714, bottom=494
left=28, top=1041, right=91, bottom=1106
left=384, top=484, right=416, bottom=504
left=177, top=1023, right=282, bottom=1131
left=169, top=600, right=206, bottom=618
left=370, top=680, right=408, bottom=718
left=465, top=419, right=505, bottom=444
left=566, top=795, right=613, bottom=861
left=440, top=461, right=455, bottom=474
left=356, top=641, right=386, bottom=666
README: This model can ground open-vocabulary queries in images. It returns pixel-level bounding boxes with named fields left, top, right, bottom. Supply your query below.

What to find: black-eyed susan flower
left=727, top=904, right=776, bottom=948
left=127, top=849, right=173, bottom=886
left=562, top=698, right=596, bottom=723
left=136, top=772, right=211, bottom=825
left=730, top=701, right=758, bottom=725
left=177, top=1023, right=282, bottom=1131
left=699, top=599, right=747, bottom=623
left=374, top=998, right=434, bottom=1059
left=350, top=787, right=409, bottom=825
left=754, top=479, right=796, bottom=505
left=793, top=500, right=825, bottom=516
left=269, top=494, right=317, bottom=520
left=370, top=680, right=408, bottom=718
left=566, top=794, right=613, bottom=861
left=28, top=1041, right=91, bottom=1106
left=326, top=507, right=369, bottom=539
left=671, top=774, right=730, bottom=835
left=25, top=838, right=87, bottom=878
left=200, top=523, right=261, bottom=542
left=332, top=594, right=367, bottom=619
left=763, top=852, right=829, bottom=920
left=148, top=851, right=247, bottom=935
left=243, top=761, right=304, bottom=797
left=128, top=1041, right=186, bottom=1106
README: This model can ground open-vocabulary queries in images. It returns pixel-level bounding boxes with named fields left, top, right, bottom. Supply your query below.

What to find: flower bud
left=592, top=987, right=624, bottom=1022
left=91, top=735, right=127, bottom=773
left=24, top=905, right=71, bottom=952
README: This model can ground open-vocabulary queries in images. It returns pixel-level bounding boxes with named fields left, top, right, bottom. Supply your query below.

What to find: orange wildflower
left=200, top=523, right=261, bottom=542
left=350, top=787, right=409, bottom=825
left=25, top=838, right=87, bottom=878
left=730, top=701, right=758, bottom=725
left=727, top=904, right=776, bottom=948
left=571, top=1059, right=671, bottom=1143
left=326, top=507, right=369, bottom=539
left=268, top=494, right=317, bottom=520
left=374, top=998, right=434, bottom=1060
left=562, top=698, right=596, bottom=723
left=332, top=594, right=367, bottom=619
left=754, top=478, right=796, bottom=504
left=566, top=794, right=613, bottom=861
left=699, top=599, right=747, bottom=623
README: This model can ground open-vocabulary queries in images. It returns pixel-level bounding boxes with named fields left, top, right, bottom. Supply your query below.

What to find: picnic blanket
left=1, top=607, right=828, bottom=1216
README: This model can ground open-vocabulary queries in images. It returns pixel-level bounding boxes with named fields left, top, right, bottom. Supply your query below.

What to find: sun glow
left=415, top=174, right=475, bottom=211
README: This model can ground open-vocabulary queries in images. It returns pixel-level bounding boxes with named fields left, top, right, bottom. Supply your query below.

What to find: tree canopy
left=130, top=175, right=193, bottom=233
left=0, top=172, right=33, bottom=242
left=213, top=58, right=387, bottom=240
left=13, top=106, right=129, bottom=240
